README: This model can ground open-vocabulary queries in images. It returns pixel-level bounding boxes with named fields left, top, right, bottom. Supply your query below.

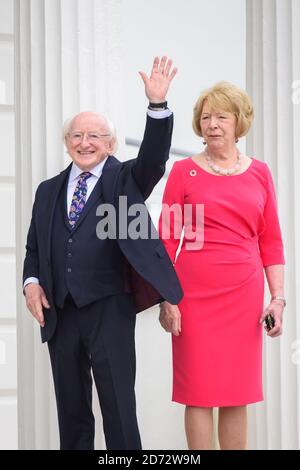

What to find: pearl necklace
left=204, top=147, right=241, bottom=176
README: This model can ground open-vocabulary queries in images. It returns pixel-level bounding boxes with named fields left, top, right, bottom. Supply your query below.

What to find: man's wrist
left=148, top=100, right=168, bottom=110
left=23, top=277, right=40, bottom=295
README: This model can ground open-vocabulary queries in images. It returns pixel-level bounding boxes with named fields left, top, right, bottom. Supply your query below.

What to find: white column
left=0, top=0, right=17, bottom=451
left=246, top=0, right=300, bottom=450
left=15, top=0, right=123, bottom=449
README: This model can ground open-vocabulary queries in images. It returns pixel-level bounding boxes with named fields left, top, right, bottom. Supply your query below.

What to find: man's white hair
left=62, top=112, right=118, bottom=154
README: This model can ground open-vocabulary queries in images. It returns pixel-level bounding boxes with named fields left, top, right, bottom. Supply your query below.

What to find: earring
left=203, top=141, right=206, bottom=145
left=235, top=138, right=239, bottom=143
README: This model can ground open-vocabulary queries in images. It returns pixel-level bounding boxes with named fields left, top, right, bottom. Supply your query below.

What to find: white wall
left=0, top=0, right=17, bottom=450
left=122, top=0, right=246, bottom=157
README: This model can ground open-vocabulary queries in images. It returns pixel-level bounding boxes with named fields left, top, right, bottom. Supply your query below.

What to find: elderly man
left=23, top=57, right=183, bottom=450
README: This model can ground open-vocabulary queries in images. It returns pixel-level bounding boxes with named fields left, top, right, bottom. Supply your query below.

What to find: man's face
left=65, top=112, right=114, bottom=171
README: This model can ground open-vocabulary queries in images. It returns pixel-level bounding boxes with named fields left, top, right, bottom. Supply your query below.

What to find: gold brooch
left=190, top=169, right=197, bottom=177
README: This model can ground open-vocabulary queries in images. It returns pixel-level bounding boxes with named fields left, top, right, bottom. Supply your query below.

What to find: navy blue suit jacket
left=23, top=114, right=183, bottom=342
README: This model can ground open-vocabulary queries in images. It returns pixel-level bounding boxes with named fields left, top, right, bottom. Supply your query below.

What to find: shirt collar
left=69, top=157, right=109, bottom=182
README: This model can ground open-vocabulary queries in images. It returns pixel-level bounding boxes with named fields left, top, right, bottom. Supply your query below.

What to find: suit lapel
left=63, top=179, right=72, bottom=231
left=100, top=155, right=122, bottom=205
left=46, top=164, right=72, bottom=262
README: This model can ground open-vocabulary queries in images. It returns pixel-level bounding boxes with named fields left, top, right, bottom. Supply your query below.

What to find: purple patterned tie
left=68, top=172, right=92, bottom=229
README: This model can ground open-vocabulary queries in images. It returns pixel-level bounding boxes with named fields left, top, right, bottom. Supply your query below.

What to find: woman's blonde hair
left=192, top=81, right=254, bottom=139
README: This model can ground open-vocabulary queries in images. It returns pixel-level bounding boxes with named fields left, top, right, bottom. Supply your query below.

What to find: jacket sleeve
left=23, top=186, right=41, bottom=283
left=158, top=161, right=184, bottom=263
left=131, top=114, right=173, bottom=200
left=258, top=163, right=285, bottom=267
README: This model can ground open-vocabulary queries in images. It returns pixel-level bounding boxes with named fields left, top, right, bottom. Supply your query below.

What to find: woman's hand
left=260, top=301, right=284, bottom=337
left=139, top=56, right=177, bottom=103
left=159, top=301, right=181, bottom=336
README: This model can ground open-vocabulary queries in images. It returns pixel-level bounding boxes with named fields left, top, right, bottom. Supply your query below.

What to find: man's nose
left=80, top=134, right=91, bottom=146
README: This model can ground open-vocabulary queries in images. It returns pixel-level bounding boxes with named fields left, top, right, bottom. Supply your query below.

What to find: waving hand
left=139, top=56, right=177, bottom=103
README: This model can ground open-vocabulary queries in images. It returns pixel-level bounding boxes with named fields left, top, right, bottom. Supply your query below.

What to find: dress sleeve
left=158, top=161, right=184, bottom=263
left=258, top=163, right=285, bottom=267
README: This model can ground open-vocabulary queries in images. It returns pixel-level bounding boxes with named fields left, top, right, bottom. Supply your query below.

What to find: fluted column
left=246, top=0, right=300, bottom=450
left=15, top=0, right=123, bottom=449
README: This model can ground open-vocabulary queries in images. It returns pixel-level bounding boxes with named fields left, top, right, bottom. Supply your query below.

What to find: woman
left=159, top=81, right=285, bottom=450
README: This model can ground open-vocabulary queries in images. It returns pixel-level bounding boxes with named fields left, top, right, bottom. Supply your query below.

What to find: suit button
left=67, top=268, right=72, bottom=273
left=68, top=238, right=73, bottom=243
left=68, top=253, right=72, bottom=258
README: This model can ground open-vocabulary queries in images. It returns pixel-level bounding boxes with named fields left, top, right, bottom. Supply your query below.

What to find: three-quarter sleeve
left=159, top=161, right=184, bottom=263
left=258, top=163, right=285, bottom=267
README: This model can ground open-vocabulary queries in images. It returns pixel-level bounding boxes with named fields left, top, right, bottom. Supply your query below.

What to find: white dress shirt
left=24, top=108, right=171, bottom=289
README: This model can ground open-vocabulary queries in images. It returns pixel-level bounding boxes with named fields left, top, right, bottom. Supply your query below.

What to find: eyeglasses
left=67, top=132, right=111, bottom=142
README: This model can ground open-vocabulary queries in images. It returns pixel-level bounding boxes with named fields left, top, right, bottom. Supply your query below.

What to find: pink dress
left=159, top=157, right=285, bottom=407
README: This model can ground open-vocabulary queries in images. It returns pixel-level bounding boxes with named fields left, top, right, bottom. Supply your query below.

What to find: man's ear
left=108, top=137, right=116, bottom=154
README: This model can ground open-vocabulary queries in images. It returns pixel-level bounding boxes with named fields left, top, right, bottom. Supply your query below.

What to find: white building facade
left=0, top=0, right=299, bottom=450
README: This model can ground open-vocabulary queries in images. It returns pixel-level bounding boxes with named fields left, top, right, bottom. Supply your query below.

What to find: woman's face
left=200, top=101, right=237, bottom=151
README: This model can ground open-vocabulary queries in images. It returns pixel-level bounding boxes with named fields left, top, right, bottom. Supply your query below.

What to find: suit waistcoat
left=51, top=177, right=127, bottom=308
